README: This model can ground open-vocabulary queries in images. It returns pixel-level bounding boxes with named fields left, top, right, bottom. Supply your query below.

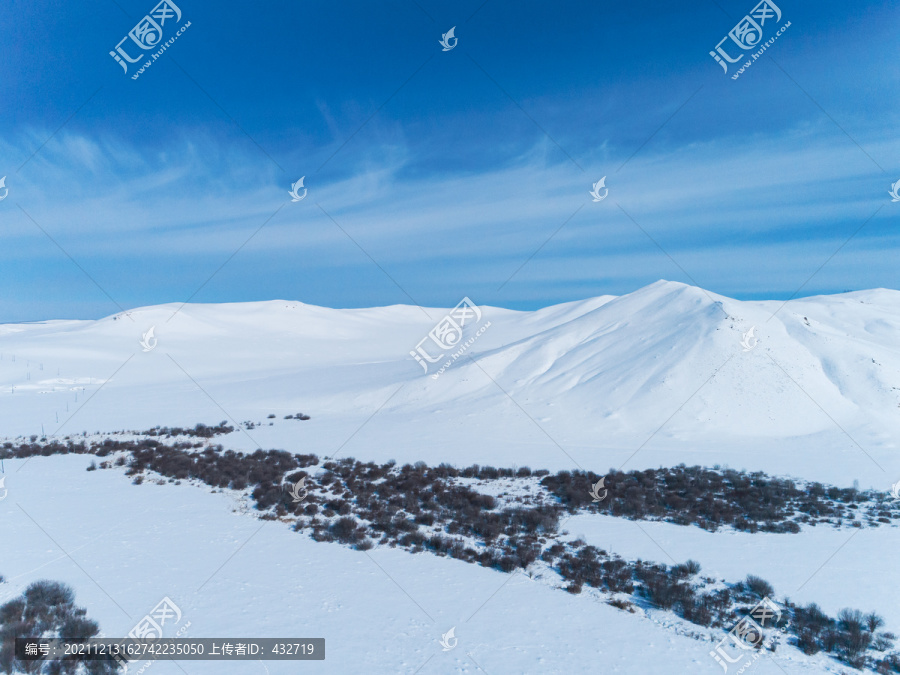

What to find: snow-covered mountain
left=1, top=280, right=897, bottom=486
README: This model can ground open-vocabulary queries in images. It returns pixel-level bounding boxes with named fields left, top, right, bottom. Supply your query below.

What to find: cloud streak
left=0, top=121, right=896, bottom=321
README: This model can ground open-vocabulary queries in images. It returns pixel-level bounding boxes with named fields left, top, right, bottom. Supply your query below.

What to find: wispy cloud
left=0, top=121, right=896, bottom=321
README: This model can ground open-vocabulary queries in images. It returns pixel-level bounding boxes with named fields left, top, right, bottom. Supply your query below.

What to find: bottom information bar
left=16, top=638, right=325, bottom=661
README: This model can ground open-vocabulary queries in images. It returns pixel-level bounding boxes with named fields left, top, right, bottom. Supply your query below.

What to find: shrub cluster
left=548, top=547, right=898, bottom=670
left=3, top=434, right=894, bottom=535
left=295, top=459, right=555, bottom=569
left=124, top=444, right=318, bottom=504
left=138, top=421, right=234, bottom=438
left=542, top=465, right=898, bottom=532
left=0, top=579, right=118, bottom=674
left=790, top=604, right=900, bottom=670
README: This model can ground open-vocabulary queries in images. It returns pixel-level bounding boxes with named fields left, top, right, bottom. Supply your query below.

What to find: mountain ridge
left=0, top=280, right=897, bottom=487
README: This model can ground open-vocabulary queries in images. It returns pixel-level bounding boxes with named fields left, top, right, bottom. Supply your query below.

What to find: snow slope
left=1, top=281, right=897, bottom=486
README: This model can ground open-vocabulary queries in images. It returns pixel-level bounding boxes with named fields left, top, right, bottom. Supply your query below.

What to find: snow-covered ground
left=2, top=280, right=899, bottom=673
left=0, top=455, right=851, bottom=674
left=561, top=513, right=900, bottom=630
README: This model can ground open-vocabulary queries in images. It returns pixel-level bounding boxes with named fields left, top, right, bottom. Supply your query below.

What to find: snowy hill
left=1, top=280, right=897, bottom=486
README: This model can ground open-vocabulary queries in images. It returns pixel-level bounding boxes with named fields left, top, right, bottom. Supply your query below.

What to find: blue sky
left=1, top=0, right=898, bottom=321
